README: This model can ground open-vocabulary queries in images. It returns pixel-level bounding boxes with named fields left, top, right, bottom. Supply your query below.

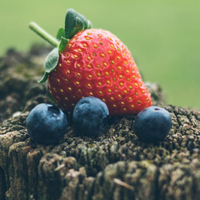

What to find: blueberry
left=134, top=106, right=172, bottom=143
left=26, top=103, right=68, bottom=145
left=73, top=97, right=109, bottom=136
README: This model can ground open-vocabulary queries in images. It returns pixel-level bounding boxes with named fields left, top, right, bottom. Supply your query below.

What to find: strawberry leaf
left=65, top=9, right=92, bottom=39
left=44, top=48, right=59, bottom=73
left=38, top=48, right=59, bottom=83
left=59, top=37, right=69, bottom=53
left=67, top=17, right=85, bottom=38
left=87, top=20, right=92, bottom=29
left=38, top=72, right=48, bottom=84
left=56, top=28, right=65, bottom=41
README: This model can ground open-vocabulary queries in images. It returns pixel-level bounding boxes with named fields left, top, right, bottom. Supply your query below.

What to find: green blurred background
left=0, top=0, right=200, bottom=110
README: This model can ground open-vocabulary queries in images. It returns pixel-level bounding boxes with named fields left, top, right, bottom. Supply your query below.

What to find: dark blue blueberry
left=26, top=103, right=68, bottom=145
left=73, top=97, right=109, bottom=136
left=134, top=106, right=172, bottom=143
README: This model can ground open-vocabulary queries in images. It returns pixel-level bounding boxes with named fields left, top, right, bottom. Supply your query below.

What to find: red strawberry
left=29, top=9, right=151, bottom=115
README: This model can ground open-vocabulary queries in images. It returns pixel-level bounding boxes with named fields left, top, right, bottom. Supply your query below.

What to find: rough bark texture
left=1, top=46, right=200, bottom=200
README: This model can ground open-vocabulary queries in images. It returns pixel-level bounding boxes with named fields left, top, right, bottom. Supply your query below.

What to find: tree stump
left=0, top=46, right=200, bottom=200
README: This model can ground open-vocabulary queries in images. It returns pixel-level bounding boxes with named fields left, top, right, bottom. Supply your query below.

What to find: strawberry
left=29, top=9, right=151, bottom=115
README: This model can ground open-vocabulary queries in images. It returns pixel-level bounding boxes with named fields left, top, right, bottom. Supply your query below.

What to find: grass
left=0, top=0, right=200, bottom=110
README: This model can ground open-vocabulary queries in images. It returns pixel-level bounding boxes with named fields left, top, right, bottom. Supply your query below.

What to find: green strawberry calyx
left=64, top=8, right=92, bottom=40
left=29, top=8, right=92, bottom=83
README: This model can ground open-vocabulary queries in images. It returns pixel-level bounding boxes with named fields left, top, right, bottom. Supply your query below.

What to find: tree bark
left=0, top=104, right=200, bottom=200
left=1, top=45, right=200, bottom=200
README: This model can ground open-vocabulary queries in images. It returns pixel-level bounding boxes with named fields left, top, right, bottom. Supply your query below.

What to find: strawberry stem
left=29, top=22, right=59, bottom=47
